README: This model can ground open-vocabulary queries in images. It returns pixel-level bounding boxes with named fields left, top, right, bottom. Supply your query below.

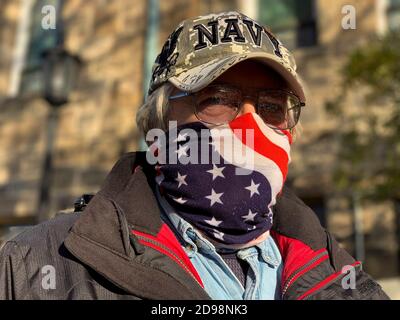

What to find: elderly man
left=0, top=11, right=389, bottom=300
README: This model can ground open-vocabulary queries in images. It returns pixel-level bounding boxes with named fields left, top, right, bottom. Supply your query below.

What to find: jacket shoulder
left=0, top=212, right=81, bottom=299
left=4, top=212, right=81, bottom=250
left=0, top=240, right=30, bottom=299
left=273, top=187, right=390, bottom=300
left=308, top=269, right=390, bottom=300
left=272, top=186, right=357, bottom=268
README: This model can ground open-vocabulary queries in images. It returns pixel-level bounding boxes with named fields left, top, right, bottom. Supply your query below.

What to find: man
left=0, top=11, right=389, bottom=300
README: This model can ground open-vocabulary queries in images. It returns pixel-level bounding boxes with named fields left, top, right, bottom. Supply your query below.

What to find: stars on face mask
left=173, top=196, right=187, bottom=204
left=213, top=230, right=225, bottom=241
left=206, top=188, right=224, bottom=206
left=206, top=164, right=225, bottom=180
left=245, top=179, right=260, bottom=197
left=205, top=216, right=223, bottom=227
left=176, top=145, right=188, bottom=158
left=175, top=172, right=188, bottom=188
left=242, top=209, right=258, bottom=222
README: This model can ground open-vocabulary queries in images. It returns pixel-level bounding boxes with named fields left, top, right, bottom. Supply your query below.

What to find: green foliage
left=344, top=32, right=400, bottom=100
left=326, top=31, right=400, bottom=200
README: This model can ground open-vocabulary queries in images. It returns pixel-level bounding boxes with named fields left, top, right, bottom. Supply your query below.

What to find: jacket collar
left=64, top=152, right=210, bottom=299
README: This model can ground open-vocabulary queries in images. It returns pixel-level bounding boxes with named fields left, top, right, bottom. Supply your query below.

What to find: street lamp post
left=37, top=47, right=81, bottom=222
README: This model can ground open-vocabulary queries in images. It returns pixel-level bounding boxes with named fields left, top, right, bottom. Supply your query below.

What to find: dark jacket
left=0, top=152, right=390, bottom=300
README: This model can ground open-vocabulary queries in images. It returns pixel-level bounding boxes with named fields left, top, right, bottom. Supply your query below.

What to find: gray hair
left=136, top=82, right=175, bottom=137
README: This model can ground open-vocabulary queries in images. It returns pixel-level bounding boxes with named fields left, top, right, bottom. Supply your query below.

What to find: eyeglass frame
left=168, top=84, right=306, bottom=130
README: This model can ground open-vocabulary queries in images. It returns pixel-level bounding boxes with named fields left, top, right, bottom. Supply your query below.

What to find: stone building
left=0, top=0, right=399, bottom=280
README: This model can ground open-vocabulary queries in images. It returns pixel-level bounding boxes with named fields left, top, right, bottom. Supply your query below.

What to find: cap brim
left=168, top=52, right=306, bottom=103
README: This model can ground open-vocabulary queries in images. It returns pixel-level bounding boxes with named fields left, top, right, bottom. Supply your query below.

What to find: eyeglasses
left=168, top=84, right=305, bottom=130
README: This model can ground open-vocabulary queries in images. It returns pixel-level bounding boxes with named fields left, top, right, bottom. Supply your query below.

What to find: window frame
left=257, top=0, right=318, bottom=50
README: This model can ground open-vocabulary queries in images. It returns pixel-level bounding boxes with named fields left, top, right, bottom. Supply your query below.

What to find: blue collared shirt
left=155, top=188, right=283, bottom=300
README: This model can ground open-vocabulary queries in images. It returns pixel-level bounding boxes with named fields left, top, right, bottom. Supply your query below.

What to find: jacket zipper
left=282, top=250, right=329, bottom=298
left=133, top=232, right=203, bottom=288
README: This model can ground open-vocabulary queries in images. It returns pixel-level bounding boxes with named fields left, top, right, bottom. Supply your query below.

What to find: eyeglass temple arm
left=169, top=92, right=191, bottom=100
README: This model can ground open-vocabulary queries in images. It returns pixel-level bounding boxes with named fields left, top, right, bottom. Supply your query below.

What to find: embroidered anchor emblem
left=152, top=26, right=183, bottom=82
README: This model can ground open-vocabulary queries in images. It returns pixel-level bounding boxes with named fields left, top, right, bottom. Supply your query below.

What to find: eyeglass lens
left=192, top=85, right=301, bottom=129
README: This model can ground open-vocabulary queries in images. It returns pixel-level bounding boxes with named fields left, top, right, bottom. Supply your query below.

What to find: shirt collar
left=155, top=186, right=215, bottom=254
left=256, top=237, right=282, bottom=267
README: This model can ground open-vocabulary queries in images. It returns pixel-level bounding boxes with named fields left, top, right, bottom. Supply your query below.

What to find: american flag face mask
left=154, top=112, right=292, bottom=245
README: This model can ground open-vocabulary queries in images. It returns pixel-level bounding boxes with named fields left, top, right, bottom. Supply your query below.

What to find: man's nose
left=239, top=98, right=257, bottom=114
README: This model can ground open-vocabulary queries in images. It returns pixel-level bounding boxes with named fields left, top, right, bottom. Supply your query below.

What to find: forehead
left=211, top=60, right=289, bottom=90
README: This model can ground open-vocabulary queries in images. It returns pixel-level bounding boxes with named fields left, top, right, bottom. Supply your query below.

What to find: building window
left=258, top=0, right=317, bottom=49
left=19, top=0, right=63, bottom=95
left=387, top=0, right=400, bottom=30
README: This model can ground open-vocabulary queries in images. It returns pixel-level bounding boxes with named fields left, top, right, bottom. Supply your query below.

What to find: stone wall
left=0, top=0, right=150, bottom=222
left=0, top=0, right=21, bottom=99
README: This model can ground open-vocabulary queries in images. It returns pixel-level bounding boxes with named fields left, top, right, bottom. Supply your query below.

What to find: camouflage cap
left=148, top=11, right=305, bottom=103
